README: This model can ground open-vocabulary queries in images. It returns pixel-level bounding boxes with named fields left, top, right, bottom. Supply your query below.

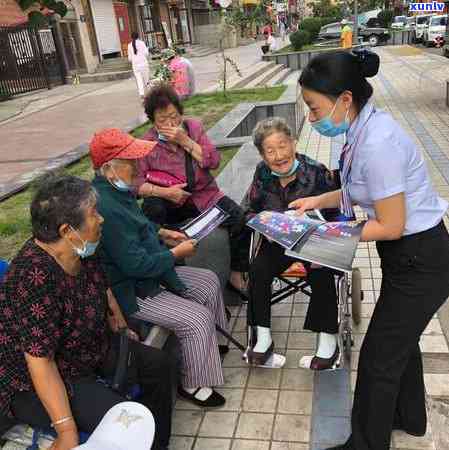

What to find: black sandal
left=178, top=386, right=226, bottom=408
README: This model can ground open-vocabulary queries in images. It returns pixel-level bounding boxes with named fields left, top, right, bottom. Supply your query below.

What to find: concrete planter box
left=262, top=46, right=361, bottom=71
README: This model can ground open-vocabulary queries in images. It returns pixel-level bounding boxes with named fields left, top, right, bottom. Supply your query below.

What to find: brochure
left=247, top=210, right=365, bottom=273
left=246, top=210, right=318, bottom=249
left=285, top=220, right=365, bottom=273
left=180, top=205, right=230, bottom=241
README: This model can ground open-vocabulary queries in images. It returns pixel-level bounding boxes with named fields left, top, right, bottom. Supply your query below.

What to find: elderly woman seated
left=90, top=128, right=229, bottom=408
left=0, top=175, right=174, bottom=450
left=246, top=118, right=340, bottom=370
left=136, top=84, right=249, bottom=296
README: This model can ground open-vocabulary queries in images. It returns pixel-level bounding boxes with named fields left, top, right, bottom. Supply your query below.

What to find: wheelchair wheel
left=351, top=268, right=362, bottom=326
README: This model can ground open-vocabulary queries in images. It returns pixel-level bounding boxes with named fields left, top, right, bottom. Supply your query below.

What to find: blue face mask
left=69, top=227, right=99, bottom=259
left=311, top=98, right=350, bottom=138
left=271, top=158, right=300, bottom=178
left=158, top=132, right=168, bottom=142
left=110, top=166, right=132, bottom=192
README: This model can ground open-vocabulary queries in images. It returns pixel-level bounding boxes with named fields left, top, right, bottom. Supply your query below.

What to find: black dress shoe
left=178, top=386, right=226, bottom=408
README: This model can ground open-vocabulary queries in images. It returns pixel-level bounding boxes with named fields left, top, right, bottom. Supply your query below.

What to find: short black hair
left=299, top=49, right=380, bottom=112
left=30, top=175, right=96, bottom=243
left=144, top=83, right=184, bottom=122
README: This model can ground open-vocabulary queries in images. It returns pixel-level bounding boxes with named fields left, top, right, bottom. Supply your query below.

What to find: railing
left=0, top=24, right=64, bottom=100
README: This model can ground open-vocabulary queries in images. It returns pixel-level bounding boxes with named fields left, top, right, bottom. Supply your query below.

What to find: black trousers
left=0, top=338, right=176, bottom=450
left=247, top=238, right=338, bottom=333
left=142, top=195, right=250, bottom=272
left=351, top=221, right=449, bottom=450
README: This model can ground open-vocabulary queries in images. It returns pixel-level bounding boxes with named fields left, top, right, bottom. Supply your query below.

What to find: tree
left=18, top=0, right=68, bottom=27
left=308, top=0, right=342, bottom=18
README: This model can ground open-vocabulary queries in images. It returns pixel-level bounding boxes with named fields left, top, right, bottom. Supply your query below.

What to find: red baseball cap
left=89, top=128, right=156, bottom=169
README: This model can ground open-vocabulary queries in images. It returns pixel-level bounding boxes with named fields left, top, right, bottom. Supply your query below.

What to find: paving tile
left=420, top=335, right=449, bottom=353
left=313, top=416, right=351, bottom=445
left=424, top=373, right=449, bottom=396
left=281, top=369, right=314, bottom=391
left=284, top=350, right=311, bottom=368
left=194, top=438, right=231, bottom=450
left=222, top=350, right=248, bottom=368
left=273, top=414, right=311, bottom=442
left=243, top=388, right=279, bottom=412
left=198, top=411, right=239, bottom=438
left=422, top=353, right=449, bottom=374
left=273, top=332, right=289, bottom=348
left=170, top=436, right=195, bottom=450
left=292, top=303, right=309, bottom=316
left=277, top=390, right=313, bottom=415
left=248, top=367, right=282, bottom=389
left=271, top=443, right=309, bottom=450
left=424, top=319, right=443, bottom=335
left=216, top=388, right=244, bottom=411
left=235, top=412, right=275, bottom=440
left=172, top=410, right=203, bottom=436
left=223, top=367, right=249, bottom=388
left=273, top=303, right=294, bottom=317
left=231, top=440, right=270, bottom=450
left=287, top=332, right=317, bottom=349
left=392, top=429, right=436, bottom=449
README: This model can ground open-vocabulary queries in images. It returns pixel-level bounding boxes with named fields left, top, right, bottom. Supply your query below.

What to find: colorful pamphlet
left=247, top=210, right=365, bottom=272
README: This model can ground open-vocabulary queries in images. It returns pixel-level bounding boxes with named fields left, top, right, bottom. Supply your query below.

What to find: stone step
left=268, top=67, right=293, bottom=86
left=79, top=70, right=132, bottom=84
left=185, top=45, right=218, bottom=58
left=203, top=60, right=276, bottom=93
left=244, top=63, right=285, bottom=89
left=231, top=61, right=277, bottom=90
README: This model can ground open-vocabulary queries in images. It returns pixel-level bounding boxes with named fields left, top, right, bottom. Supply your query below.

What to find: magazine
left=180, top=205, right=230, bottom=241
left=247, top=210, right=365, bottom=273
left=246, top=210, right=318, bottom=249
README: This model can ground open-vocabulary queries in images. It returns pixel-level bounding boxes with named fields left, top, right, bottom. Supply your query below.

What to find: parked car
left=365, top=18, right=382, bottom=28
left=391, top=15, right=407, bottom=29
left=413, top=14, right=432, bottom=42
left=423, top=14, right=447, bottom=46
left=405, top=16, right=416, bottom=30
left=317, top=22, right=390, bottom=46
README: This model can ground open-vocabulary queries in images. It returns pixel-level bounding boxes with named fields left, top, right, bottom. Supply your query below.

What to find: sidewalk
left=168, top=45, right=449, bottom=450
left=0, top=38, right=285, bottom=200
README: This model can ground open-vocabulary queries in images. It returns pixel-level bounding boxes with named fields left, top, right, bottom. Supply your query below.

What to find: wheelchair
left=238, top=211, right=364, bottom=370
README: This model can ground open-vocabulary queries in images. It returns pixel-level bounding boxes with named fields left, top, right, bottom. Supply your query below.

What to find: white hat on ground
left=73, top=402, right=155, bottom=450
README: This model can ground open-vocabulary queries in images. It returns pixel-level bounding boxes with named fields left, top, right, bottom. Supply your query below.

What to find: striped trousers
left=133, top=266, right=228, bottom=389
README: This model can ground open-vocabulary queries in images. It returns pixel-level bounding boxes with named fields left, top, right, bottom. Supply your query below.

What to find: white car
left=391, top=15, right=407, bottom=29
left=405, top=16, right=416, bottom=30
left=423, top=14, right=447, bottom=46
left=414, top=14, right=432, bottom=41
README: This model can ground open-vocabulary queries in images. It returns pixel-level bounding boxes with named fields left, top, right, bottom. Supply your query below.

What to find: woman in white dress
left=128, top=32, right=150, bottom=100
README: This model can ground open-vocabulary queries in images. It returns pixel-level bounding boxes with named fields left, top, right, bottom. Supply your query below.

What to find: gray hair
left=252, top=117, right=293, bottom=154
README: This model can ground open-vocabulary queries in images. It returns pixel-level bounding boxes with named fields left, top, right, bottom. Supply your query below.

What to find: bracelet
left=51, top=416, right=74, bottom=428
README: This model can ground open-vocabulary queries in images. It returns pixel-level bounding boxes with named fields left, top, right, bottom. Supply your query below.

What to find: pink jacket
left=137, top=118, right=224, bottom=212
left=168, top=57, right=190, bottom=98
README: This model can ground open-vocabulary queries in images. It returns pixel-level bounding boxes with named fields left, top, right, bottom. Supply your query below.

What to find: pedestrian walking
left=340, top=19, right=353, bottom=49
left=128, top=32, right=151, bottom=101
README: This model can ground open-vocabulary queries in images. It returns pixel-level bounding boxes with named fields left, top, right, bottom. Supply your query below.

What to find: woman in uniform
left=290, top=49, right=449, bottom=450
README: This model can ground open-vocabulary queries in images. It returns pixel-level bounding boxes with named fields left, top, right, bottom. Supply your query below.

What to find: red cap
left=89, top=128, right=156, bottom=169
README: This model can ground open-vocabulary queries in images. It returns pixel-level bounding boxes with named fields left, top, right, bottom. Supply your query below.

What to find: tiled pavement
left=169, top=46, right=449, bottom=450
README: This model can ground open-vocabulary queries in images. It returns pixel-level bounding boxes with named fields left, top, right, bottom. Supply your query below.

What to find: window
left=431, top=16, right=447, bottom=26
left=417, top=16, right=430, bottom=24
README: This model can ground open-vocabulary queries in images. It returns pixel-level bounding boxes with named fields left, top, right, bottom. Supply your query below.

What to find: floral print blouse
left=0, top=239, right=110, bottom=417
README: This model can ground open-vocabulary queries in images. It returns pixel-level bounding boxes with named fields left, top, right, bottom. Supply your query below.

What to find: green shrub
left=377, top=10, right=394, bottom=28
left=299, top=17, right=323, bottom=41
left=289, top=29, right=311, bottom=51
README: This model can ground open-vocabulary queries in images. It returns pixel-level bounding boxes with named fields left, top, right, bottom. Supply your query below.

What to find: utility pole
left=353, top=0, right=359, bottom=45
